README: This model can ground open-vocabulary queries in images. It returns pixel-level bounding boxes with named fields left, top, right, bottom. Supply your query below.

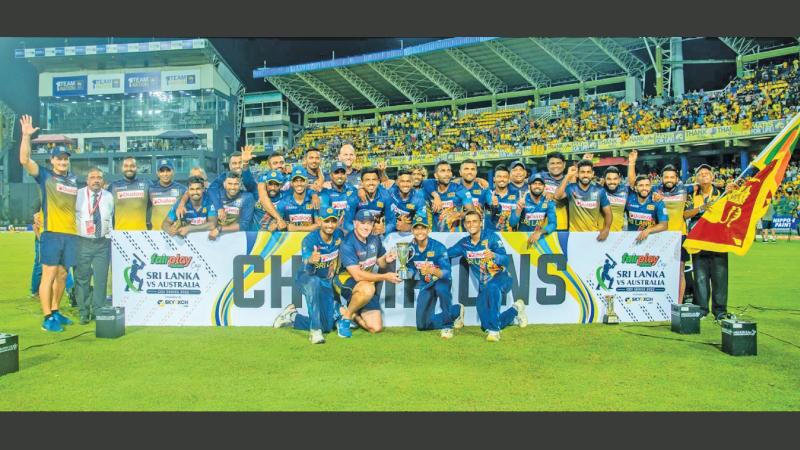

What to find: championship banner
left=111, top=231, right=680, bottom=327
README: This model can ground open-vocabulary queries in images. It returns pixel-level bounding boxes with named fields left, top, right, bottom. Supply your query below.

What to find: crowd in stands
left=290, top=59, right=800, bottom=165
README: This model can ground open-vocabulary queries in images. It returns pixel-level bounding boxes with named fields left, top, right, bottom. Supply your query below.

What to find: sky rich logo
left=150, top=253, right=193, bottom=268
left=621, top=253, right=660, bottom=267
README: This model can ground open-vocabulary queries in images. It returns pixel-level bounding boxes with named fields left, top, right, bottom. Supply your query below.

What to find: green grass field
left=1, top=232, right=798, bottom=411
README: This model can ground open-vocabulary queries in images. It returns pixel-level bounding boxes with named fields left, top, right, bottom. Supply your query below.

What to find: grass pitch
left=0, top=232, right=798, bottom=411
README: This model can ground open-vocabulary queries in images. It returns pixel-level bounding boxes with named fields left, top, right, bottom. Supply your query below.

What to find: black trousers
left=691, top=251, right=728, bottom=318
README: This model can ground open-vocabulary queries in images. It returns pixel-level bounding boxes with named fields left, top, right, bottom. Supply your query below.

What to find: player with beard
left=320, top=161, right=358, bottom=231
left=217, top=173, right=255, bottom=234
left=162, top=176, right=219, bottom=239
left=344, top=168, right=392, bottom=235
left=273, top=209, right=345, bottom=343
left=303, top=148, right=326, bottom=192
left=482, top=165, right=520, bottom=232
left=542, top=152, right=569, bottom=231
left=603, top=161, right=632, bottom=232
left=335, top=210, right=402, bottom=334
left=147, top=159, right=186, bottom=231
left=325, top=143, right=361, bottom=187
left=447, top=210, right=527, bottom=342
left=421, top=161, right=475, bottom=232
left=555, top=159, right=612, bottom=241
left=406, top=215, right=464, bottom=339
left=510, top=173, right=557, bottom=247
left=625, top=175, right=668, bottom=242
left=111, top=156, right=150, bottom=231
left=628, top=150, right=692, bottom=303
left=456, top=159, right=491, bottom=217
left=384, top=168, right=427, bottom=234
left=254, top=169, right=287, bottom=231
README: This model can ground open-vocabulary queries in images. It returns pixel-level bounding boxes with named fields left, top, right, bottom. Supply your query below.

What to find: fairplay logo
left=621, top=253, right=660, bottom=267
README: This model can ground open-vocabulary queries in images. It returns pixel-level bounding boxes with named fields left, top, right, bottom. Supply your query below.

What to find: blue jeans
left=31, top=236, right=42, bottom=294
left=294, top=272, right=336, bottom=333
left=477, top=272, right=518, bottom=333
left=416, top=278, right=460, bottom=330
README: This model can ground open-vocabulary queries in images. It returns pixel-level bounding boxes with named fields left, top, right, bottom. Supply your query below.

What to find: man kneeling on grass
left=407, top=214, right=464, bottom=339
left=447, top=210, right=527, bottom=342
left=333, top=209, right=402, bottom=334
left=273, top=208, right=344, bottom=344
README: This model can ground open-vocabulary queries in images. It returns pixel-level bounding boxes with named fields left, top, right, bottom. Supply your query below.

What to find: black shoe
left=68, top=290, right=77, bottom=307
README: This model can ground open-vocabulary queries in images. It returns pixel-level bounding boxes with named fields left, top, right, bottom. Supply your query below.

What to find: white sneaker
left=513, top=299, right=528, bottom=328
left=453, top=304, right=465, bottom=329
left=273, top=304, right=296, bottom=328
left=486, top=331, right=501, bottom=342
left=440, top=328, right=454, bottom=339
left=309, top=329, right=325, bottom=344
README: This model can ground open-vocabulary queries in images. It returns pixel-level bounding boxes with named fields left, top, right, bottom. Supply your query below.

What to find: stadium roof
left=254, top=37, right=796, bottom=115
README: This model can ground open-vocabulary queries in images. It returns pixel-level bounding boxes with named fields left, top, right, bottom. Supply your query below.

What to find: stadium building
left=255, top=37, right=800, bottom=178
left=242, top=90, right=300, bottom=154
left=9, top=38, right=244, bottom=221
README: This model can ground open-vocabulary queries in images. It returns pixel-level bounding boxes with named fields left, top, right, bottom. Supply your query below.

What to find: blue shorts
left=334, top=276, right=382, bottom=312
left=40, top=231, right=77, bottom=267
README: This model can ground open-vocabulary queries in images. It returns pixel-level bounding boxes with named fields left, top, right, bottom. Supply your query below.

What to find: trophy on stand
left=395, top=242, right=413, bottom=280
left=603, top=294, right=619, bottom=324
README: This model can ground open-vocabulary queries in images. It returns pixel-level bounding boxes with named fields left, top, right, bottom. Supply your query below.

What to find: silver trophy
left=395, top=242, right=414, bottom=280
left=603, top=294, right=620, bottom=324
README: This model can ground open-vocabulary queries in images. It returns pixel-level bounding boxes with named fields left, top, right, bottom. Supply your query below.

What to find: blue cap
left=263, top=170, right=283, bottom=183
left=157, top=159, right=174, bottom=171
left=528, top=172, right=545, bottom=184
left=320, top=207, right=339, bottom=221
left=331, top=161, right=347, bottom=172
left=50, top=146, right=71, bottom=158
left=290, top=166, right=309, bottom=181
left=412, top=214, right=430, bottom=228
left=354, top=209, right=376, bottom=222
left=510, top=160, right=527, bottom=171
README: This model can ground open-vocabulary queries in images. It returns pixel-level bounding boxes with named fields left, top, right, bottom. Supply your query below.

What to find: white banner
left=161, top=69, right=200, bottom=92
left=88, top=73, right=124, bottom=95
left=111, top=231, right=681, bottom=327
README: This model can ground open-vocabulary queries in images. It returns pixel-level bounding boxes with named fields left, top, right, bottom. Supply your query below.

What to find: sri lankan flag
left=684, top=113, right=800, bottom=256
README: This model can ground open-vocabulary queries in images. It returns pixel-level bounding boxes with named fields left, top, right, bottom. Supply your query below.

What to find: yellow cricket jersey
left=34, top=168, right=78, bottom=235
left=565, top=183, right=611, bottom=232
left=111, top=178, right=150, bottom=231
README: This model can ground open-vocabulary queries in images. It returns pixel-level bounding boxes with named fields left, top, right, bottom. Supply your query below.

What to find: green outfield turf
left=0, top=232, right=798, bottom=411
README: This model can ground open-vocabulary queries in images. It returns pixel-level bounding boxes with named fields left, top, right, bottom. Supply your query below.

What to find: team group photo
left=0, top=35, right=798, bottom=412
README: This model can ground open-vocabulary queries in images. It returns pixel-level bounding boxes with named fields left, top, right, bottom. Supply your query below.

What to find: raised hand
left=240, top=145, right=254, bottom=163
left=20, top=115, right=40, bottom=137
left=566, top=165, right=578, bottom=180
left=628, top=149, right=638, bottom=164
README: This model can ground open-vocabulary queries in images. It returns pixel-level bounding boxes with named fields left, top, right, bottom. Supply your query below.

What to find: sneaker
left=337, top=319, right=352, bottom=338
left=272, top=304, right=296, bottom=328
left=309, top=329, right=325, bottom=344
left=453, top=304, right=465, bottom=329
left=51, top=310, right=74, bottom=326
left=486, top=331, right=501, bottom=342
left=513, top=299, right=528, bottom=328
left=440, top=328, right=454, bottom=339
left=41, top=316, right=64, bottom=333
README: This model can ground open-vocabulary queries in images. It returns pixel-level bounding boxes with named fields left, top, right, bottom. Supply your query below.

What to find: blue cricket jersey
left=625, top=192, right=668, bottom=231
left=447, top=230, right=509, bottom=286
left=301, top=229, right=344, bottom=280
left=510, top=194, right=557, bottom=233
left=407, top=237, right=452, bottom=290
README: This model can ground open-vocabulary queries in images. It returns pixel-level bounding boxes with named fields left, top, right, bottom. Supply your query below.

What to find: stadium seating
left=289, top=59, right=800, bottom=166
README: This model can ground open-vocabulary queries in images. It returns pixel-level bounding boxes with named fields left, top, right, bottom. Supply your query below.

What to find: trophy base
left=602, top=314, right=619, bottom=325
left=398, top=271, right=413, bottom=280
